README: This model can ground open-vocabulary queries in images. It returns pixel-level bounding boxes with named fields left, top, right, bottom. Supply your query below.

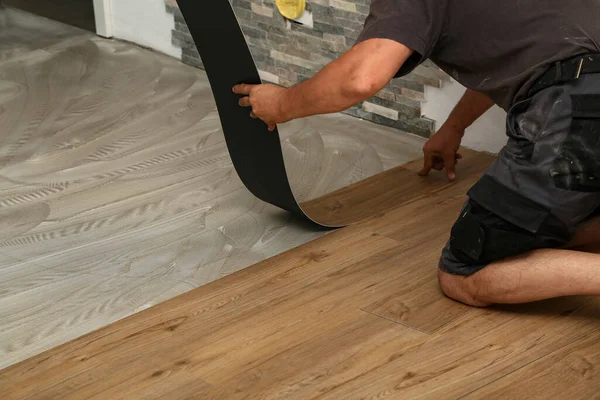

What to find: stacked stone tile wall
left=166, top=0, right=445, bottom=137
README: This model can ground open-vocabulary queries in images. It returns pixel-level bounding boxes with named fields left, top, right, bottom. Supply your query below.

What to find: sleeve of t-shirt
left=355, top=0, right=447, bottom=77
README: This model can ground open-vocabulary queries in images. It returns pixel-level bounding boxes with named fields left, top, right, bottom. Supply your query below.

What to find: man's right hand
left=418, top=89, right=495, bottom=181
left=418, top=124, right=464, bottom=181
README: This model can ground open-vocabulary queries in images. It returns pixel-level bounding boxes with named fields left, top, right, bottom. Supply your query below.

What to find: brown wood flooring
left=2, top=149, right=600, bottom=399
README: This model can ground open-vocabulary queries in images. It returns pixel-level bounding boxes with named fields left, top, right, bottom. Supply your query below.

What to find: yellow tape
left=275, top=0, right=306, bottom=20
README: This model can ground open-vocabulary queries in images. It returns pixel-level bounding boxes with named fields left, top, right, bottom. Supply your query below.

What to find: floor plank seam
left=455, top=327, right=600, bottom=399
left=429, top=308, right=477, bottom=335
left=360, top=309, right=434, bottom=335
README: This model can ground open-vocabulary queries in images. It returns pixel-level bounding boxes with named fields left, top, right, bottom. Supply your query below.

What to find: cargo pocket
left=448, top=175, right=551, bottom=265
left=505, top=98, right=535, bottom=160
left=551, top=94, right=600, bottom=192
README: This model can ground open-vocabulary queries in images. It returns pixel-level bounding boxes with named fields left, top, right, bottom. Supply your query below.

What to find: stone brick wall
left=166, top=0, right=446, bottom=138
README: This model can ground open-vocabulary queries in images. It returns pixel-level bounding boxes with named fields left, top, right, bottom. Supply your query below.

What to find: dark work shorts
left=439, top=72, right=600, bottom=276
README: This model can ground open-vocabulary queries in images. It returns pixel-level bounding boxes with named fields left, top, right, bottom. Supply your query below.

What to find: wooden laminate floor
left=3, top=149, right=600, bottom=400
left=0, top=7, right=426, bottom=369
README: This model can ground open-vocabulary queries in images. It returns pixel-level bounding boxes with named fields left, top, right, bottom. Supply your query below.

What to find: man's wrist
left=443, top=89, right=494, bottom=134
left=278, top=85, right=297, bottom=122
left=442, top=119, right=468, bottom=136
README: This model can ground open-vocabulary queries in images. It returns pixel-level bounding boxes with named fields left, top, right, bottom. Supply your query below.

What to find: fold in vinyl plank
left=174, top=0, right=428, bottom=228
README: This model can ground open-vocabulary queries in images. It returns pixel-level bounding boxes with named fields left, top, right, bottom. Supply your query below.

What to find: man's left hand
left=233, top=83, right=289, bottom=131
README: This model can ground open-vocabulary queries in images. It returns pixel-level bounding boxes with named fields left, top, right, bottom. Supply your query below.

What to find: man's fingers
left=249, top=111, right=257, bottom=119
left=443, top=152, right=457, bottom=180
left=432, top=157, right=444, bottom=171
left=418, top=153, right=434, bottom=176
left=238, top=96, right=251, bottom=107
left=267, top=122, right=276, bottom=131
left=232, top=84, right=254, bottom=95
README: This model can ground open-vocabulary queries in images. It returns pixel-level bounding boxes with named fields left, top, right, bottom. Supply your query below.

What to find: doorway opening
left=2, top=0, right=96, bottom=32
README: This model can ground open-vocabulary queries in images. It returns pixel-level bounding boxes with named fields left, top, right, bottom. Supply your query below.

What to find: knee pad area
left=447, top=175, right=570, bottom=266
left=449, top=200, right=538, bottom=265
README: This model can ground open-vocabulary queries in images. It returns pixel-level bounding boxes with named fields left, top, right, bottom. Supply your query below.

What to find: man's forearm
left=443, top=89, right=495, bottom=132
left=280, top=60, right=373, bottom=120
left=278, top=39, right=413, bottom=121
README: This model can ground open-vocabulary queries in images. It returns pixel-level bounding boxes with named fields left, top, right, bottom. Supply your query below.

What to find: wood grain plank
left=0, top=230, right=403, bottom=399
left=204, top=314, right=422, bottom=400
left=304, top=297, right=600, bottom=400
left=0, top=272, right=195, bottom=369
left=361, top=169, right=484, bottom=332
left=462, top=329, right=600, bottom=400
left=301, top=148, right=493, bottom=226
left=4, top=252, right=598, bottom=400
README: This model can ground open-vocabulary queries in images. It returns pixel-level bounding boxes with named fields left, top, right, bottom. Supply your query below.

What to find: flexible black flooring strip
left=176, top=0, right=343, bottom=228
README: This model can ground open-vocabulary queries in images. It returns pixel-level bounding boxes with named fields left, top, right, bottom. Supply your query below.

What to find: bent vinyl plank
left=175, top=0, right=429, bottom=228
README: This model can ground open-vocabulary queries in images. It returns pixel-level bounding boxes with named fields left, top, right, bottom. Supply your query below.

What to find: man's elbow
left=344, top=74, right=386, bottom=100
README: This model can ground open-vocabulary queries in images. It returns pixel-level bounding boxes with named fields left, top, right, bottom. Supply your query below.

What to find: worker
left=233, top=0, right=600, bottom=307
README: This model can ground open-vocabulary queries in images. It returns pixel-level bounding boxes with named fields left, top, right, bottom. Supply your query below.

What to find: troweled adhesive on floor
left=0, top=6, right=424, bottom=369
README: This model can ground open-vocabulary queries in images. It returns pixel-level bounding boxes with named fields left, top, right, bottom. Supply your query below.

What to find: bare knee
left=438, top=268, right=491, bottom=307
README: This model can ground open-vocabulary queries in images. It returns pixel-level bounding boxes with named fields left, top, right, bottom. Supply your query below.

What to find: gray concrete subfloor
left=0, top=6, right=424, bottom=369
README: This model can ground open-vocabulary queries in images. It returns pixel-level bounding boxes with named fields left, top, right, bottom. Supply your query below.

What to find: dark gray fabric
left=551, top=94, right=600, bottom=192
left=357, top=0, right=600, bottom=110
left=439, top=73, right=600, bottom=276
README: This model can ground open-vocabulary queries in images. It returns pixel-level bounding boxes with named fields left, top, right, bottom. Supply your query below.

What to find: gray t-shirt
left=357, top=0, right=600, bottom=111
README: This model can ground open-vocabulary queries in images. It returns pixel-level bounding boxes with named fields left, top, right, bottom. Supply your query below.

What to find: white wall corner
left=93, top=0, right=113, bottom=38
left=422, top=79, right=507, bottom=154
left=109, top=0, right=182, bottom=60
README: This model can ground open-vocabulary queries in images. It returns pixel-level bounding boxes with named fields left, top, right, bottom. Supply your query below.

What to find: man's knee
left=446, top=175, right=571, bottom=269
left=438, top=174, right=573, bottom=306
left=437, top=268, right=491, bottom=307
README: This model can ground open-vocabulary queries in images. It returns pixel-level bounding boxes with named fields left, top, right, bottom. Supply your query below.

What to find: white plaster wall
left=422, top=79, right=507, bottom=154
left=110, top=0, right=181, bottom=59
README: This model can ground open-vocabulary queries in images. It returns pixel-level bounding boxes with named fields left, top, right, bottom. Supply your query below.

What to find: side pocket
left=505, top=98, right=535, bottom=160
left=449, top=175, right=550, bottom=265
left=551, top=94, right=600, bottom=192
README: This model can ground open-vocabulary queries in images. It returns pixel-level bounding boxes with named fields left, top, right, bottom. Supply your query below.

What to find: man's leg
left=437, top=74, right=600, bottom=307
left=439, top=249, right=600, bottom=307
left=439, top=214, right=600, bottom=307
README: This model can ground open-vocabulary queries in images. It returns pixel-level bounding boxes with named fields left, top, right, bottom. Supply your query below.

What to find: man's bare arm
left=443, top=88, right=495, bottom=132
left=233, top=38, right=413, bottom=129
left=419, top=88, right=495, bottom=180
left=281, top=38, right=413, bottom=119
